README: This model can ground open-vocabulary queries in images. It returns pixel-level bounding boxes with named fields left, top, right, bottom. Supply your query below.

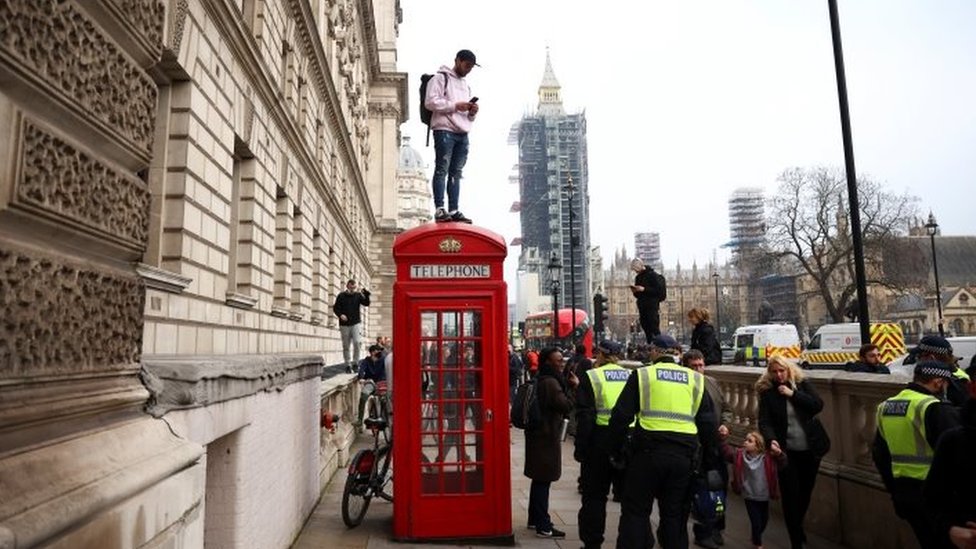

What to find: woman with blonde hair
left=756, top=356, right=830, bottom=549
left=688, top=307, right=722, bottom=365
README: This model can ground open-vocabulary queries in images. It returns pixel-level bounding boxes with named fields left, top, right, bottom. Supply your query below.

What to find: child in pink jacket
left=720, top=428, right=787, bottom=549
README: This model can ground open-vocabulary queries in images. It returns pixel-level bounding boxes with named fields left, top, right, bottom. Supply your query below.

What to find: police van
left=731, top=324, right=801, bottom=365
left=799, top=322, right=905, bottom=369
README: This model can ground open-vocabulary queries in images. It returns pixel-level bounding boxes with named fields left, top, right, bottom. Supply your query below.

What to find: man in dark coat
left=684, top=349, right=733, bottom=548
left=630, top=258, right=663, bottom=341
left=913, top=335, right=970, bottom=407
left=525, top=347, right=578, bottom=539
left=688, top=307, right=723, bottom=365
left=874, top=361, right=960, bottom=549
left=608, top=334, right=720, bottom=549
left=925, top=398, right=976, bottom=548
left=844, top=343, right=890, bottom=374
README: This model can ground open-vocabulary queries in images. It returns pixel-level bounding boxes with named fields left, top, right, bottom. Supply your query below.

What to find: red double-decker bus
left=523, top=308, right=593, bottom=357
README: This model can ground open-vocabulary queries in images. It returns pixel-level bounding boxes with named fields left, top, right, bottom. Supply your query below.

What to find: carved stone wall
left=0, top=247, right=144, bottom=376
left=0, top=1, right=189, bottom=547
left=0, top=0, right=160, bottom=156
left=18, top=121, right=150, bottom=248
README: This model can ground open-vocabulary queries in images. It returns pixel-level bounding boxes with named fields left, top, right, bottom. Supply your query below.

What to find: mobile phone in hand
left=469, top=97, right=479, bottom=103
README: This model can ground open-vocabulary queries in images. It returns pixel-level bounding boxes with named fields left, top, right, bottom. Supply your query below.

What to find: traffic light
left=593, top=293, right=609, bottom=334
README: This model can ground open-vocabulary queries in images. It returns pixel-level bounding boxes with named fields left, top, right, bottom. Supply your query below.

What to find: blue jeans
left=431, top=130, right=469, bottom=211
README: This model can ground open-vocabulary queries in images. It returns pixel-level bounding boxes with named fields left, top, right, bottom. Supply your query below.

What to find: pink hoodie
left=424, top=65, right=476, bottom=134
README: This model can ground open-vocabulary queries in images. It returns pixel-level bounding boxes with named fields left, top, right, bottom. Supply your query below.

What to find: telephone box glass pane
left=462, top=311, right=481, bottom=336
left=441, top=312, right=460, bottom=337
left=419, top=309, right=485, bottom=496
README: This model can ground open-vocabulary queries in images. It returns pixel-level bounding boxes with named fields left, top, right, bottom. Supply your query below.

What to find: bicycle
left=341, top=379, right=393, bottom=528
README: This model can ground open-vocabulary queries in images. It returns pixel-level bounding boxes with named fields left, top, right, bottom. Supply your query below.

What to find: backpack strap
left=425, top=73, right=450, bottom=147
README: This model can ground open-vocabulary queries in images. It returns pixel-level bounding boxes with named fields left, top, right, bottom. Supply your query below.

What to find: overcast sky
left=395, top=1, right=976, bottom=283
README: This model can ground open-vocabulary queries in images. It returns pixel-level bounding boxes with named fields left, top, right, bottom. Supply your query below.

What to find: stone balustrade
left=318, top=373, right=362, bottom=492
left=707, top=366, right=921, bottom=549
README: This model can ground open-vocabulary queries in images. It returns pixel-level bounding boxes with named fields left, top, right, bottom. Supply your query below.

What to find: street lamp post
left=925, top=212, right=945, bottom=337
left=713, top=273, right=721, bottom=338
left=566, top=175, right=579, bottom=345
left=547, top=251, right=562, bottom=347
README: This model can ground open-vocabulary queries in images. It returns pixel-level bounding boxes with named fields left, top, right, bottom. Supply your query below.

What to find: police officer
left=913, top=335, right=970, bottom=407
left=872, top=360, right=960, bottom=548
left=575, top=340, right=630, bottom=549
left=608, top=334, right=719, bottom=549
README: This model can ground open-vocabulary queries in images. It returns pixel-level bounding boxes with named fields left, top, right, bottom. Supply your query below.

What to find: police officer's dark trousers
left=890, top=478, right=943, bottom=549
left=578, top=429, right=622, bottom=548
left=617, top=444, right=695, bottom=549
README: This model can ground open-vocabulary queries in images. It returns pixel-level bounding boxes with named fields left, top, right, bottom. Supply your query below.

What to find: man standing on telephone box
left=608, top=333, right=719, bottom=549
left=424, top=49, right=479, bottom=224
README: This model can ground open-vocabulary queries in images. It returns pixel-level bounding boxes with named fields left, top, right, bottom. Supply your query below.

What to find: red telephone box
left=392, top=223, right=513, bottom=543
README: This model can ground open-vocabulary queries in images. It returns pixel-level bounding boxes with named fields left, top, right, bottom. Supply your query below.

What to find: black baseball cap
left=456, top=49, right=480, bottom=66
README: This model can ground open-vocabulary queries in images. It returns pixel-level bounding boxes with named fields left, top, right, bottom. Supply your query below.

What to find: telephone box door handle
left=486, top=409, right=493, bottom=422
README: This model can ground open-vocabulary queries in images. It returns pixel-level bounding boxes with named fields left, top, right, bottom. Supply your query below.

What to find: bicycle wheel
left=341, top=467, right=372, bottom=527
left=376, top=444, right=393, bottom=502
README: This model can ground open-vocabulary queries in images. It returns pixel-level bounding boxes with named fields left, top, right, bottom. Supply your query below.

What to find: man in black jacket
left=575, top=340, right=628, bottom=549
left=630, top=258, right=664, bottom=342
left=333, top=279, right=371, bottom=373
left=608, top=334, right=719, bottom=549
left=873, top=361, right=960, bottom=548
left=924, top=398, right=976, bottom=548
left=844, top=343, right=890, bottom=374
left=912, top=335, right=970, bottom=407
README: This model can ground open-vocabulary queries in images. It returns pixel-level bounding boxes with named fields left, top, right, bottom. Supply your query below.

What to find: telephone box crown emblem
left=439, top=237, right=462, bottom=253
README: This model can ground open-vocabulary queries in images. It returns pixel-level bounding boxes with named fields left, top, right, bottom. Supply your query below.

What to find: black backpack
left=511, top=379, right=542, bottom=430
left=655, top=272, right=668, bottom=301
left=419, top=73, right=447, bottom=146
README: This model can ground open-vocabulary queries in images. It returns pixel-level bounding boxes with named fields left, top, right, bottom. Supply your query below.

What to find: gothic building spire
left=537, top=47, right=565, bottom=116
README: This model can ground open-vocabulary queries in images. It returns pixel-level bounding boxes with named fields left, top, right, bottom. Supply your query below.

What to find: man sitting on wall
left=356, top=344, right=387, bottom=427
left=845, top=344, right=891, bottom=374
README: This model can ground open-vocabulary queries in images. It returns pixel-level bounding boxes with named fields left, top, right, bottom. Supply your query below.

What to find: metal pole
left=713, top=274, right=721, bottom=337
left=930, top=233, right=945, bottom=336
left=828, top=0, right=871, bottom=344
left=568, top=175, right=577, bottom=344
left=552, top=282, right=559, bottom=347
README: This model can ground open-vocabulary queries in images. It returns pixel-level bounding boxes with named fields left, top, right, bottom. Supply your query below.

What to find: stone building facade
left=0, top=0, right=404, bottom=547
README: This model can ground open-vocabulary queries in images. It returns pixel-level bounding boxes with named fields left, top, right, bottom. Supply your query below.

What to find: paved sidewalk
left=292, top=428, right=847, bottom=548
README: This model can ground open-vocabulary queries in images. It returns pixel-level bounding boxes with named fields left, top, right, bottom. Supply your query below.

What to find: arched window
left=953, top=318, right=964, bottom=335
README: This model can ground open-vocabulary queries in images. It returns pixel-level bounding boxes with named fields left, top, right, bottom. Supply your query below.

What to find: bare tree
left=765, top=167, right=918, bottom=323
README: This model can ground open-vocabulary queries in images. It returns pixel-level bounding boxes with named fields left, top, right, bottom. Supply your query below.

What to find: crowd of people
left=335, top=269, right=974, bottom=547
left=410, top=46, right=976, bottom=549
left=510, top=326, right=974, bottom=549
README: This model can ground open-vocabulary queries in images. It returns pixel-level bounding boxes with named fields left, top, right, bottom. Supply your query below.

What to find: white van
left=799, top=322, right=905, bottom=368
left=731, top=324, right=801, bottom=365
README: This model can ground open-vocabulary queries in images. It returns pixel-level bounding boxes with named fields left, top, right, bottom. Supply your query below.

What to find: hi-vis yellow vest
left=876, top=388, right=939, bottom=481
left=637, top=364, right=705, bottom=434
left=587, top=363, right=631, bottom=426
